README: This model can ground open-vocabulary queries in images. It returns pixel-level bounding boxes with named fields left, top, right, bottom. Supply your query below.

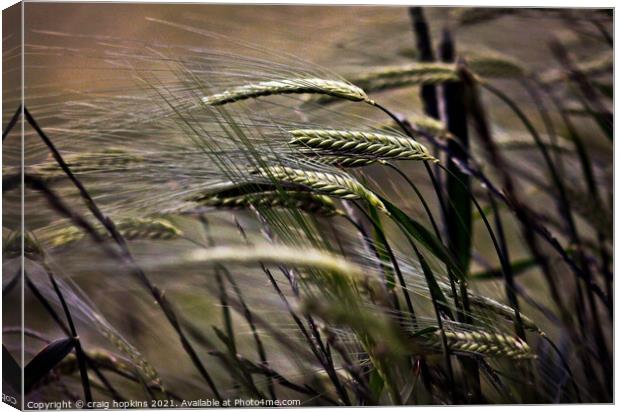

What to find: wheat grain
left=201, top=78, right=370, bottom=106
left=288, top=128, right=437, bottom=166
left=254, top=166, right=387, bottom=213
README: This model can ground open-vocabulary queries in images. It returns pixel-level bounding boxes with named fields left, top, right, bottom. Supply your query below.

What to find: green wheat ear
left=201, top=78, right=371, bottom=106
left=288, top=128, right=437, bottom=166
left=48, top=217, right=183, bottom=247
left=346, top=62, right=460, bottom=94
left=254, top=165, right=388, bottom=214
left=416, top=328, right=536, bottom=360
left=192, top=189, right=341, bottom=217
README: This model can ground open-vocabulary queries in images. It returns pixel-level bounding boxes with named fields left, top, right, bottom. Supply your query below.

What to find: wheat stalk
left=201, top=78, right=370, bottom=106
left=193, top=189, right=341, bottom=216
left=425, top=329, right=536, bottom=360
left=288, top=128, right=437, bottom=166
left=49, top=217, right=183, bottom=247
left=254, top=165, right=387, bottom=213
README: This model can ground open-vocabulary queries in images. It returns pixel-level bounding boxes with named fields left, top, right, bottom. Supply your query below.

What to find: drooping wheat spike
left=254, top=165, right=388, bottom=213
left=346, top=63, right=459, bottom=94
left=408, top=115, right=453, bottom=140
left=382, top=114, right=453, bottom=142
left=288, top=128, right=437, bottom=166
left=193, top=189, right=341, bottom=216
left=31, top=148, right=145, bottom=180
left=467, top=293, right=539, bottom=331
left=48, top=217, right=183, bottom=247
left=438, top=282, right=538, bottom=331
left=201, top=78, right=370, bottom=106
left=97, top=324, right=163, bottom=388
left=424, top=329, right=536, bottom=360
left=467, top=54, right=527, bottom=78
left=184, top=244, right=367, bottom=284
left=56, top=350, right=136, bottom=378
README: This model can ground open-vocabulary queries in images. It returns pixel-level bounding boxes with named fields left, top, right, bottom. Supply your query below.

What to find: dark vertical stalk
left=409, top=7, right=439, bottom=119
left=439, top=29, right=479, bottom=404
left=409, top=7, right=444, bottom=218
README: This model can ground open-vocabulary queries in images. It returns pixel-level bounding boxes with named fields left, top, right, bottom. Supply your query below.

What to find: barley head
left=49, top=217, right=183, bottom=247
left=349, top=63, right=460, bottom=94
left=193, top=189, right=341, bottom=216
left=254, top=165, right=388, bottom=214
left=202, top=78, right=370, bottom=106
left=426, top=329, right=536, bottom=360
left=288, top=128, right=437, bottom=166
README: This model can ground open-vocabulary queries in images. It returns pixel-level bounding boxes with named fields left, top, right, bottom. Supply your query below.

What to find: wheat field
left=2, top=4, right=613, bottom=406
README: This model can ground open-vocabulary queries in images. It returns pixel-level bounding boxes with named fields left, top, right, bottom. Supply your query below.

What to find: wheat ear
left=193, top=189, right=341, bottom=216
left=288, top=129, right=437, bottom=166
left=32, top=148, right=144, bottom=178
left=254, top=166, right=387, bottom=213
left=427, top=329, right=536, bottom=360
left=467, top=293, right=539, bottom=331
left=49, top=217, right=183, bottom=247
left=467, top=54, right=527, bottom=78
left=184, top=244, right=363, bottom=279
left=57, top=351, right=137, bottom=379
left=201, top=78, right=370, bottom=106
left=348, top=63, right=459, bottom=94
